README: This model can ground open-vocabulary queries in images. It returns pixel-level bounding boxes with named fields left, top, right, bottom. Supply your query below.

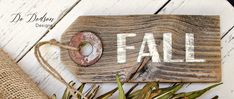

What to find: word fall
left=117, top=33, right=206, bottom=63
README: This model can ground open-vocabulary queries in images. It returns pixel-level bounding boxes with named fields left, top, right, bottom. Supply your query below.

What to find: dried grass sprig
left=52, top=75, right=222, bottom=99
left=34, top=39, right=221, bottom=99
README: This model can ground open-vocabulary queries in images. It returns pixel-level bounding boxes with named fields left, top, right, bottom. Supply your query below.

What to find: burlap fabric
left=0, top=93, right=3, bottom=99
left=0, top=49, right=48, bottom=99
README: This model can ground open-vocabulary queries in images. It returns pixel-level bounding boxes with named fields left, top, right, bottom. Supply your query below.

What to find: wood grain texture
left=61, top=15, right=221, bottom=83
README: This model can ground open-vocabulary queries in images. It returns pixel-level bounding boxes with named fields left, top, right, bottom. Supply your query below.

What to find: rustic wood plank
left=60, top=15, right=221, bottom=83
left=157, top=0, right=234, bottom=99
left=17, top=0, right=169, bottom=98
left=0, top=0, right=78, bottom=61
left=158, top=0, right=234, bottom=37
left=180, top=27, right=234, bottom=99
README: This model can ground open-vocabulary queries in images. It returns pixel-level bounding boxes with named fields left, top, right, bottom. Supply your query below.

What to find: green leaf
left=137, top=82, right=159, bottom=99
left=128, top=90, right=141, bottom=99
left=97, top=78, right=125, bottom=99
left=62, top=87, right=68, bottom=99
left=155, top=83, right=183, bottom=99
left=149, top=83, right=178, bottom=98
left=149, top=90, right=161, bottom=98
left=159, top=84, right=178, bottom=93
left=97, top=80, right=125, bottom=99
left=77, top=83, right=86, bottom=99
left=85, top=85, right=100, bottom=99
left=62, top=81, right=75, bottom=99
left=149, top=87, right=161, bottom=98
left=116, top=74, right=126, bottom=99
left=96, top=87, right=118, bottom=99
left=125, top=83, right=139, bottom=97
left=172, top=83, right=222, bottom=99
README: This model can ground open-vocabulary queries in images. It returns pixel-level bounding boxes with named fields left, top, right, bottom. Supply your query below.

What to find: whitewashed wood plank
left=18, top=0, right=169, bottom=98
left=158, top=0, right=234, bottom=37
left=222, top=29, right=234, bottom=64
left=218, top=28, right=234, bottom=98
left=0, top=0, right=78, bottom=61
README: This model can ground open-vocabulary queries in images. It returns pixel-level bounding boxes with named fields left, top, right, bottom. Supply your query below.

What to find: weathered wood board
left=61, top=15, right=221, bottom=83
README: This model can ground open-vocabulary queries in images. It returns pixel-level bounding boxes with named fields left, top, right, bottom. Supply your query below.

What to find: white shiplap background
left=0, top=0, right=234, bottom=98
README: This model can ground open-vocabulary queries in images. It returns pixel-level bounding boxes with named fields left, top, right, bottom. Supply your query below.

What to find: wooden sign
left=61, top=15, right=221, bottom=83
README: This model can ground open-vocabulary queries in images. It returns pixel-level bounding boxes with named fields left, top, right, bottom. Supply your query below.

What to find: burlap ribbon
left=0, top=49, right=48, bottom=99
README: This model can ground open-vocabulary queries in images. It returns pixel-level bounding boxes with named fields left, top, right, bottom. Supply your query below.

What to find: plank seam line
left=154, top=0, right=171, bottom=14
left=221, top=25, right=234, bottom=39
left=16, top=0, right=82, bottom=63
